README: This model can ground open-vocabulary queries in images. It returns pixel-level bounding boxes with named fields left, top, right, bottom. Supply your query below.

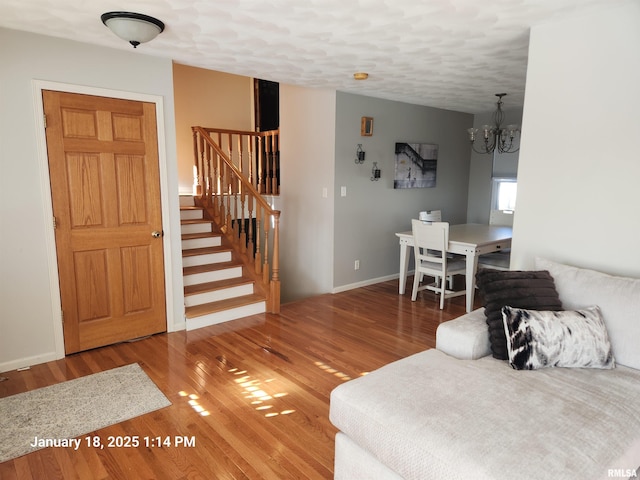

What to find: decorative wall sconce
left=355, top=144, right=365, bottom=164
left=371, top=162, right=381, bottom=181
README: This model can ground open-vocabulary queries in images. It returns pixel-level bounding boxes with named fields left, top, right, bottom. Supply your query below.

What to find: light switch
left=340, top=186, right=347, bottom=197
left=322, top=187, right=328, bottom=198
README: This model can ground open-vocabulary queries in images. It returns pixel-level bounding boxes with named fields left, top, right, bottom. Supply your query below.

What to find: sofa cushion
left=536, top=258, right=640, bottom=370
left=334, top=433, right=404, bottom=480
left=502, top=306, right=615, bottom=370
left=329, top=348, right=640, bottom=480
left=475, top=269, right=563, bottom=360
left=435, top=308, right=491, bottom=360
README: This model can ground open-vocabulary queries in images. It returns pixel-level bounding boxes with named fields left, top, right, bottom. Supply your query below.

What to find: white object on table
left=396, top=224, right=513, bottom=312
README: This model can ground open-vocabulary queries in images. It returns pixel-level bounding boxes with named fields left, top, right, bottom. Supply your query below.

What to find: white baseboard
left=332, top=269, right=416, bottom=294
left=169, top=318, right=186, bottom=332
left=332, top=273, right=400, bottom=294
left=0, top=351, right=61, bottom=374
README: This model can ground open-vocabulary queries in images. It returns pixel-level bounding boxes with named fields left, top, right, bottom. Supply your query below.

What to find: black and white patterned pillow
left=502, top=305, right=615, bottom=370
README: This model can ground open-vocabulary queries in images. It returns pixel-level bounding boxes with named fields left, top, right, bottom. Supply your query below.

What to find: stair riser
left=180, top=209, right=204, bottom=221
left=182, top=251, right=232, bottom=268
left=181, top=237, right=221, bottom=250
left=183, top=267, right=243, bottom=286
left=186, top=302, right=266, bottom=331
left=179, top=196, right=195, bottom=207
left=184, top=283, right=255, bottom=307
left=181, top=223, right=213, bottom=235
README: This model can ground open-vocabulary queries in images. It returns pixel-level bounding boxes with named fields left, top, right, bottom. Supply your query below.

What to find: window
left=492, top=178, right=517, bottom=211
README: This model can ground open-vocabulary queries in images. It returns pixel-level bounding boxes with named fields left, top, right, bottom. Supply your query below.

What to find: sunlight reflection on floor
left=177, top=390, right=211, bottom=416
left=313, top=361, right=352, bottom=381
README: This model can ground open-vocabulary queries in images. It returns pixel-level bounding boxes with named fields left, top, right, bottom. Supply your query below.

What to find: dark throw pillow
left=502, top=305, right=615, bottom=370
left=475, top=270, right=563, bottom=360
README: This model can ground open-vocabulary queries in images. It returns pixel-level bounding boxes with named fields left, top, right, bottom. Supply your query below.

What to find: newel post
left=192, top=128, right=202, bottom=197
left=269, top=212, right=281, bottom=313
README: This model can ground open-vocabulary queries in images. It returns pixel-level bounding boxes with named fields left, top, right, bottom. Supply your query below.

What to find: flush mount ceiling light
left=353, top=72, right=369, bottom=80
left=467, top=93, right=520, bottom=154
left=101, top=11, right=165, bottom=48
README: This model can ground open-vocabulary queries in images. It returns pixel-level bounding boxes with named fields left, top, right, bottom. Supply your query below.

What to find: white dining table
left=396, top=224, right=513, bottom=312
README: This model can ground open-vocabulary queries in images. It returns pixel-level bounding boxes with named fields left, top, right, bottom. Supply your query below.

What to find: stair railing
left=192, top=126, right=281, bottom=313
left=194, top=127, right=279, bottom=195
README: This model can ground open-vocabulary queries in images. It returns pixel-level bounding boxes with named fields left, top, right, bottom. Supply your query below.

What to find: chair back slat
left=412, top=220, right=449, bottom=264
left=489, top=209, right=514, bottom=226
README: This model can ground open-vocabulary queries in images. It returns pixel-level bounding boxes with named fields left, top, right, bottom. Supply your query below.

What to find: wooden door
left=43, top=90, right=166, bottom=354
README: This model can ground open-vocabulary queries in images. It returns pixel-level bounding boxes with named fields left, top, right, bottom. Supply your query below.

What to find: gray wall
left=333, top=92, right=473, bottom=289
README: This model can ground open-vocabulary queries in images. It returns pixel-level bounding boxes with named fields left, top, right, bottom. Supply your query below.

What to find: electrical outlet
left=354, top=260, right=360, bottom=270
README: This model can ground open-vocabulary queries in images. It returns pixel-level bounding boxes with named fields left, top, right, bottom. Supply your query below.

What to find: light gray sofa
left=330, top=258, right=640, bottom=480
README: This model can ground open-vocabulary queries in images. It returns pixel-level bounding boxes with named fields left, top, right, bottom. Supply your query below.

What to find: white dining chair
left=418, top=209, right=442, bottom=223
left=420, top=209, right=466, bottom=260
left=416, top=210, right=452, bottom=287
left=411, top=219, right=467, bottom=309
left=478, top=210, right=513, bottom=271
left=489, top=209, right=514, bottom=227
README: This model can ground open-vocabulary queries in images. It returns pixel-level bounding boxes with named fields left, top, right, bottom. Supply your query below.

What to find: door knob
left=151, top=230, right=164, bottom=238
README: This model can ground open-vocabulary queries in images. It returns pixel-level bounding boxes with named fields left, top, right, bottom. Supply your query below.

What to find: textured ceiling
left=0, top=0, right=629, bottom=113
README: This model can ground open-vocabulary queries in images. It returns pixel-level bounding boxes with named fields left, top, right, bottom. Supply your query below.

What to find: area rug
left=0, top=363, right=171, bottom=462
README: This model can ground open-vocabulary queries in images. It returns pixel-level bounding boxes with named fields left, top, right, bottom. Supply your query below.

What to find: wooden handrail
left=192, top=126, right=280, bottom=313
left=196, top=127, right=280, bottom=195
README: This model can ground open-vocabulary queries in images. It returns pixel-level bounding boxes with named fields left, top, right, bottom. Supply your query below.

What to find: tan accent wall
left=173, top=63, right=253, bottom=193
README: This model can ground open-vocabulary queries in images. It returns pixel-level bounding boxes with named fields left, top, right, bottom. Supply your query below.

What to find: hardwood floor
left=0, top=279, right=479, bottom=479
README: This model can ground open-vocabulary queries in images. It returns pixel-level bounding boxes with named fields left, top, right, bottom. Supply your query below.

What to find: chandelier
left=467, top=93, right=520, bottom=154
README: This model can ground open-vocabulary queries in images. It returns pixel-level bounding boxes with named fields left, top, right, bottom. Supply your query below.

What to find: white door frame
left=32, top=79, right=179, bottom=359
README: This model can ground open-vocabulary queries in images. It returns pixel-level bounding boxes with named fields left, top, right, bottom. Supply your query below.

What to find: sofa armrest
left=436, top=308, right=491, bottom=360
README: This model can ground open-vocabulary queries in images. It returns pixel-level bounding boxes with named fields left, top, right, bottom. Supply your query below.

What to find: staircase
left=180, top=195, right=266, bottom=331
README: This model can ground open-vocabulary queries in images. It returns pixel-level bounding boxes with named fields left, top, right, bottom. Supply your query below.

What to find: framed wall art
left=361, top=117, right=373, bottom=136
left=393, top=142, right=438, bottom=189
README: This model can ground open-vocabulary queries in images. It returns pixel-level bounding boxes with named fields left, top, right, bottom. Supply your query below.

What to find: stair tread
left=180, top=206, right=204, bottom=211
left=185, top=294, right=265, bottom=318
left=182, top=245, right=232, bottom=257
left=184, top=276, right=255, bottom=296
left=183, top=260, right=243, bottom=275
left=182, top=232, right=222, bottom=241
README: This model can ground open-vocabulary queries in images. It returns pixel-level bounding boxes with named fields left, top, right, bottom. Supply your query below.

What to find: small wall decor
left=361, top=117, right=373, bottom=136
left=394, top=142, right=438, bottom=189
left=371, top=162, right=381, bottom=181
left=355, top=144, right=365, bottom=164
